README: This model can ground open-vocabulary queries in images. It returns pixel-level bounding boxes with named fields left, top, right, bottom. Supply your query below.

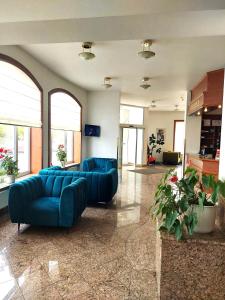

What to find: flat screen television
left=84, top=124, right=100, bottom=137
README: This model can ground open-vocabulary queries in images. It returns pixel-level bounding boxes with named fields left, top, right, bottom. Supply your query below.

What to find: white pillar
left=219, top=69, right=225, bottom=180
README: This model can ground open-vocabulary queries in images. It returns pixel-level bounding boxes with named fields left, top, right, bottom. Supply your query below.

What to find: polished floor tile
left=0, top=167, right=164, bottom=299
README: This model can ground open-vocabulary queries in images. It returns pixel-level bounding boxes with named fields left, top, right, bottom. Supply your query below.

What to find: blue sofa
left=82, top=157, right=117, bottom=172
left=8, top=175, right=87, bottom=228
left=39, top=160, right=118, bottom=205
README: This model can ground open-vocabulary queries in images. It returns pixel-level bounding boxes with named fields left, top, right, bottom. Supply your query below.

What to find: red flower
left=0, top=148, right=3, bottom=153
left=0, top=154, right=4, bottom=159
left=4, top=149, right=8, bottom=153
left=170, top=175, right=178, bottom=183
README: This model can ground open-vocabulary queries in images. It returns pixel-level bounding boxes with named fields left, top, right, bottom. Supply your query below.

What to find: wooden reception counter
left=187, top=154, right=219, bottom=179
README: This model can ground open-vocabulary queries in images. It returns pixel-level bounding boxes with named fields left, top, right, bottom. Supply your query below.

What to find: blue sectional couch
left=8, top=175, right=87, bottom=228
left=39, top=158, right=118, bottom=205
left=39, top=168, right=118, bottom=205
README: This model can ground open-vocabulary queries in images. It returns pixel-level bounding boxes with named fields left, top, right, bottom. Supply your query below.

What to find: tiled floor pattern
left=0, top=167, right=164, bottom=300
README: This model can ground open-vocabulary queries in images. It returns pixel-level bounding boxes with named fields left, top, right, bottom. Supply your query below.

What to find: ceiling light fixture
left=218, top=104, right=222, bottom=109
left=174, top=104, right=179, bottom=111
left=140, top=77, right=151, bottom=89
left=138, top=40, right=155, bottom=59
left=102, top=77, right=112, bottom=88
left=197, top=111, right=201, bottom=116
left=79, top=42, right=95, bottom=60
left=204, top=107, right=208, bottom=112
left=151, top=100, right=156, bottom=108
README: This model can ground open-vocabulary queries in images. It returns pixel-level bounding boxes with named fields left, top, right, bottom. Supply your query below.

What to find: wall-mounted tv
left=84, top=124, right=101, bottom=137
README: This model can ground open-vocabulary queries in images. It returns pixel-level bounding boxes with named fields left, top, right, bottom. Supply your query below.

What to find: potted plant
left=151, top=167, right=225, bottom=240
left=192, top=174, right=225, bottom=233
left=147, top=133, right=164, bottom=165
left=56, top=144, right=67, bottom=167
left=0, top=148, right=19, bottom=184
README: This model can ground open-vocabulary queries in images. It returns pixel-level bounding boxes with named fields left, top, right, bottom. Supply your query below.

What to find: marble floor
left=0, top=167, right=164, bottom=300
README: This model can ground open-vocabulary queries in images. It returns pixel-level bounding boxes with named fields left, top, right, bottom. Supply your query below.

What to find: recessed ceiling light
left=102, top=77, right=112, bottom=88
left=138, top=40, right=155, bottom=59
left=140, top=77, right=151, bottom=89
left=197, top=111, right=201, bottom=116
left=79, top=42, right=95, bottom=60
left=204, top=107, right=208, bottom=112
left=218, top=104, right=222, bottom=109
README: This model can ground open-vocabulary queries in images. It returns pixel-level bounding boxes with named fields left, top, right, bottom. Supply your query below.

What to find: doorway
left=122, top=127, right=144, bottom=166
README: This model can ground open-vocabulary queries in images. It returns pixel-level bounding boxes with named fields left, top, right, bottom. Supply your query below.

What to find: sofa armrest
left=8, top=176, right=43, bottom=223
left=106, top=159, right=117, bottom=171
left=59, top=178, right=87, bottom=227
left=108, top=168, right=118, bottom=197
left=82, top=158, right=95, bottom=171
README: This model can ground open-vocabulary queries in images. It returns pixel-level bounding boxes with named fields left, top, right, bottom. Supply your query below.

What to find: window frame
left=120, top=104, right=144, bottom=126
left=0, top=53, right=43, bottom=174
left=48, top=88, right=82, bottom=166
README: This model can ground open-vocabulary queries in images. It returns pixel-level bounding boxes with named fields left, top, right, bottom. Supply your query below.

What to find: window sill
left=64, top=163, right=80, bottom=170
left=0, top=174, right=35, bottom=192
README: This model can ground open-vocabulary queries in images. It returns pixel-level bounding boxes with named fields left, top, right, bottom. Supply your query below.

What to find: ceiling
left=2, top=1, right=225, bottom=111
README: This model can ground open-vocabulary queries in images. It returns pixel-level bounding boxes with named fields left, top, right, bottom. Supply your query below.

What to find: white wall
left=185, top=115, right=201, bottom=154
left=0, top=45, right=88, bottom=166
left=184, top=92, right=202, bottom=155
left=86, top=91, right=120, bottom=158
left=143, top=109, right=185, bottom=163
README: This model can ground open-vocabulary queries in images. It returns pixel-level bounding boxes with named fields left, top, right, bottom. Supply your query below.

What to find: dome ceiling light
left=102, top=77, right=112, bottom=88
left=140, top=77, right=151, bottom=89
left=151, top=100, right=156, bottom=108
left=79, top=42, right=95, bottom=60
left=138, top=40, right=155, bottom=59
left=174, top=104, right=179, bottom=111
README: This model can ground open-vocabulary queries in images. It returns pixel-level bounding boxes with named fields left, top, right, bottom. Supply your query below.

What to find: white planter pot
left=60, top=161, right=66, bottom=168
left=5, top=175, right=16, bottom=184
left=193, top=204, right=216, bottom=233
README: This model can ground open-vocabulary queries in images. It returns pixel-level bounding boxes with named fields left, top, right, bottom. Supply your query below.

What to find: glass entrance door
left=122, top=127, right=143, bottom=166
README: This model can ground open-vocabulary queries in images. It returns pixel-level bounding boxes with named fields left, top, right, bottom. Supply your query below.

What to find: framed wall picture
left=156, top=128, right=165, bottom=142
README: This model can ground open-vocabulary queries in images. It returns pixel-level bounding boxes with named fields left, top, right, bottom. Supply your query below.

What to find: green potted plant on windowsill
left=151, top=167, right=225, bottom=240
left=56, top=144, right=67, bottom=168
left=0, top=148, right=19, bottom=184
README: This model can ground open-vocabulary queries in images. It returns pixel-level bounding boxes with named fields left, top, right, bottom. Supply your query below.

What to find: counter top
left=188, top=154, right=219, bottom=163
left=187, top=153, right=219, bottom=177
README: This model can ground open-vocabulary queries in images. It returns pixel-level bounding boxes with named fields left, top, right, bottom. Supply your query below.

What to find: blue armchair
left=8, top=175, right=87, bottom=228
left=82, top=157, right=117, bottom=172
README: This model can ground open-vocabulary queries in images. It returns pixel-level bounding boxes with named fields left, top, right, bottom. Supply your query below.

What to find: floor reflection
left=117, top=205, right=141, bottom=227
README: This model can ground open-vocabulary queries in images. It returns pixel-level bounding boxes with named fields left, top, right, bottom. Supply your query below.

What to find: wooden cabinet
left=188, top=69, right=224, bottom=115
left=200, top=114, right=222, bottom=156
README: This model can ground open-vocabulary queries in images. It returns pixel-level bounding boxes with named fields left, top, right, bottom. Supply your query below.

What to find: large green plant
left=151, top=168, right=225, bottom=240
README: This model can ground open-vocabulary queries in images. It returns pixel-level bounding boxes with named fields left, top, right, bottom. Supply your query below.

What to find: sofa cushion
left=28, top=197, right=60, bottom=226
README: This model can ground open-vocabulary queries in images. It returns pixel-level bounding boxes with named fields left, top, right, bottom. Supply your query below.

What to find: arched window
left=0, top=54, right=43, bottom=175
left=49, top=89, right=82, bottom=166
